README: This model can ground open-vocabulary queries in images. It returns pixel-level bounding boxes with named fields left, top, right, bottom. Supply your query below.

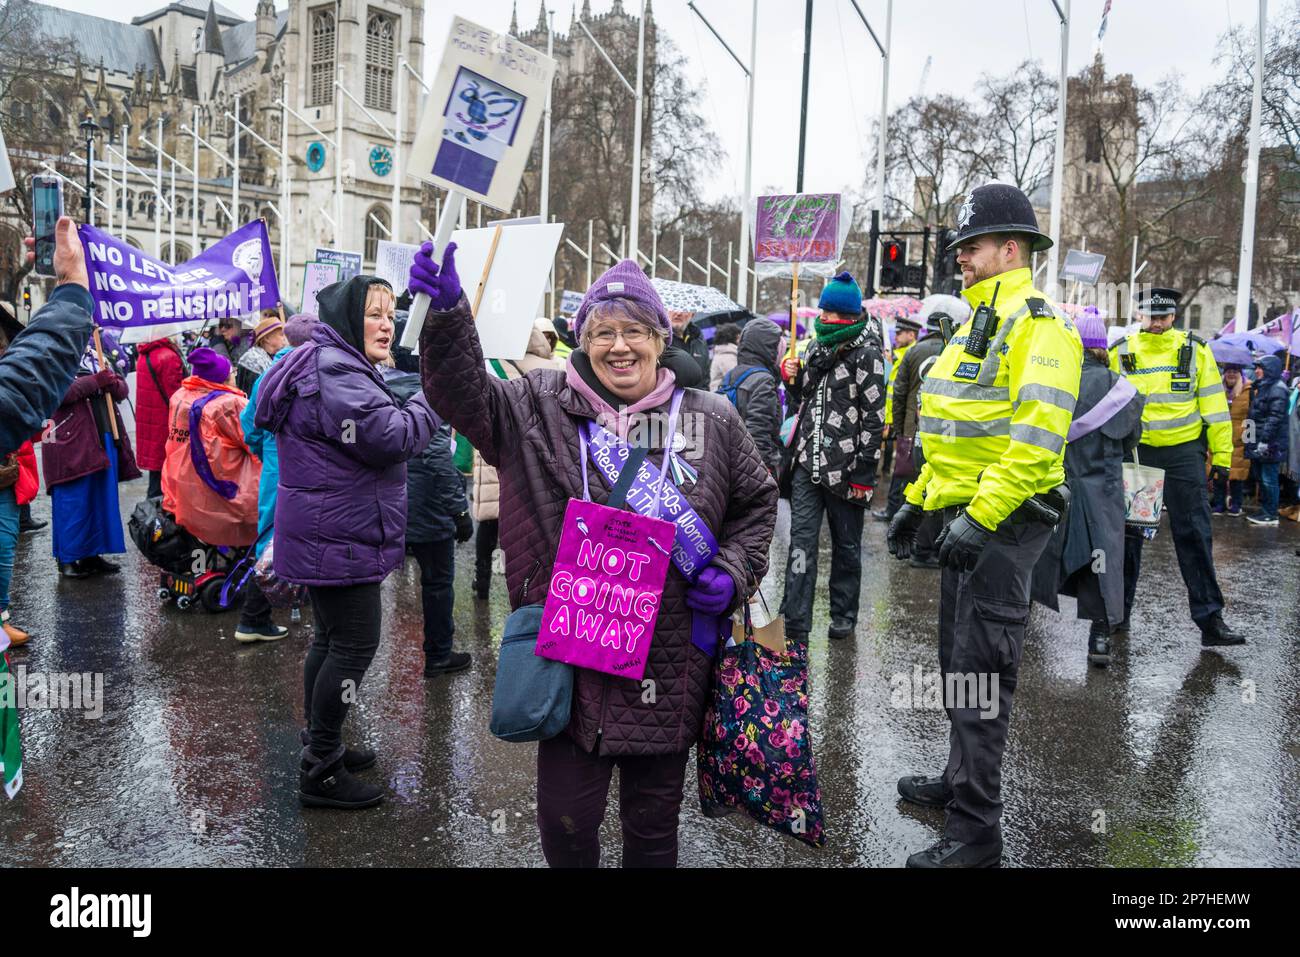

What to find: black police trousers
left=781, top=465, right=865, bottom=636
left=939, top=506, right=1052, bottom=844
left=1122, top=440, right=1224, bottom=626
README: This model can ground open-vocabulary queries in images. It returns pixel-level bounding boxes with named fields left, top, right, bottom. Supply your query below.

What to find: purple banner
left=754, top=193, right=841, bottom=263
left=79, top=221, right=280, bottom=340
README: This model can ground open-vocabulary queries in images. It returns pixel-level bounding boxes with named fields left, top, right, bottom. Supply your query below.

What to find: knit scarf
left=814, top=314, right=867, bottom=348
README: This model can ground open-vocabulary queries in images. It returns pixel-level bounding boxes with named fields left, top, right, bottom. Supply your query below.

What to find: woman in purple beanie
left=413, top=246, right=777, bottom=868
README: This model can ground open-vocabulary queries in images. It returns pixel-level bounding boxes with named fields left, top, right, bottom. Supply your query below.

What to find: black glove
left=935, top=510, right=994, bottom=572
left=453, top=511, right=474, bottom=543
left=887, top=503, right=923, bottom=559
left=1210, top=465, right=1230, bottom=483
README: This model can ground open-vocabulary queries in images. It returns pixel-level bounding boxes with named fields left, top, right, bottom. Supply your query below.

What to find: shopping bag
left=697, top=609, right=826, bottom=848
left=1122, top=448, right=1165, bottom=529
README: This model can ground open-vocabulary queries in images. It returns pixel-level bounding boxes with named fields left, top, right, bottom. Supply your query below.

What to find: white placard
left=410, top=222, right=563, bottom=361
left=560, top=289, right=584, bottom=316
left=301, top=261, right=340, bottom=316
left=0, top=119, right=14, bottom=194
left=375, top=240, right=420, bottom=292
left=408, top=16, right=557, bottom=212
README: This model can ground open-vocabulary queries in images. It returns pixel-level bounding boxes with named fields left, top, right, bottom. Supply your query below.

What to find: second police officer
left=1109, top=288, right=1246, bottom=646
left=887, top=183, right=1080, bottom=868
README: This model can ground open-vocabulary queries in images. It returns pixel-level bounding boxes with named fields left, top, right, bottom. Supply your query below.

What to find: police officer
left=1110, top=288, right=1246, bottom=646
left=887, top=183, right=1080, bottom=868
left=874, top=313, right=921, bottom=521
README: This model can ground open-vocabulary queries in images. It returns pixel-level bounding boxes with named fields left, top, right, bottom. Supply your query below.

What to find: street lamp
left=78, top=113, right=101, bottom=225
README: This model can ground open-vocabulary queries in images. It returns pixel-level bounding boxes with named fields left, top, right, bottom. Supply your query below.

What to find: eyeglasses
left=586, top=325, right=656, bottom=348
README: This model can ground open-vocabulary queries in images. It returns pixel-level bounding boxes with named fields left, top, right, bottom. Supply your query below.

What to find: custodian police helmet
left=1135, top=287, right=1181, bottom=317
left=947, top=182, right=1054, bottom=253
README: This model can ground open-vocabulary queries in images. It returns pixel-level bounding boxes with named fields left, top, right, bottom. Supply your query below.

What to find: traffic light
left=933, top=229, right=961, bottom=295
left=880, top=238, right=906, bottom=288
left=22, top=287, right=31, bottom=314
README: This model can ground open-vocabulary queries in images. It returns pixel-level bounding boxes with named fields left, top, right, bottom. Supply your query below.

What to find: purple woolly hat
left=188, top=346, right=230, bottom=384
left=572, top=259, right=671, bottom=344
left=284, top=313, right=317, bottom=347
left=1075, top=313, right=1108, bottom=349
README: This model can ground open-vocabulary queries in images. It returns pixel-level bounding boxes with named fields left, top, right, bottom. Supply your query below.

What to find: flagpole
left=154, top=116, right=163, bottom=257
left=169, top=157, right=176, bottom=264
left=1235, top=0, right=1267, bottom=330
left=191, top=105, right=199, bottom=253
left=281, top=76, right=290, bottom=296
left=1046, top=0, right=1070, bottom=296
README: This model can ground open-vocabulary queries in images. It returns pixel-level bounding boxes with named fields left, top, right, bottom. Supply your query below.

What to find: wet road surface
left=2, top=477, right=1297, bottom=867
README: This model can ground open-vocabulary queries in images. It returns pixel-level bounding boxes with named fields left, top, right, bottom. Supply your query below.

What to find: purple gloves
left=408, top=241, right=462, bottom=311
left=685, top=566, right=735, bottom=616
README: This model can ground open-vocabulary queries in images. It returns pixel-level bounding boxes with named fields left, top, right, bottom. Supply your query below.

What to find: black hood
left=737, top=318, right=783, bottom=377
left=315, top=275, right=393, bottom=356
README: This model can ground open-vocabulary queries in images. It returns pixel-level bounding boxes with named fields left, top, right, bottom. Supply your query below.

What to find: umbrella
left=863, top=296, right=921, bottom=320
left=650, top=278, right=743, bottom=315
left=1214, top=331, right=1288, bottom=355
left=765, top=310, right=812, bottom=337
left=1209, top=338, right=1254, bottom=367
left=692, top=308, right=754, bottom=341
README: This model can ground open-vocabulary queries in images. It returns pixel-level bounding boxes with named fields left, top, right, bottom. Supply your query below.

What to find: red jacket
left=14, top=441, right=38, bottom=505
left=134, top=339, right=185, bottom=471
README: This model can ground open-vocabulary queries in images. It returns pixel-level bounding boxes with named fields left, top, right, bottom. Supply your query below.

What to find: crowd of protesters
left=1, top=213, right=1296, bottom=867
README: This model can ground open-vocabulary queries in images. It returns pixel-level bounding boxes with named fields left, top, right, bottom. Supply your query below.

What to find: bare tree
left=975, top=60, right=1058, bottom=198
left=883, top=93, right=992, bottom=227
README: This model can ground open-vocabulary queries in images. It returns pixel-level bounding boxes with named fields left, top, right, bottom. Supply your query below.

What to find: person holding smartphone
left=1, top=215, right=95, bottom=458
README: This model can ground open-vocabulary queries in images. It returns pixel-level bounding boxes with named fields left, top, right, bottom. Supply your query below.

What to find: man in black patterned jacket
left=779, top=272, right=886, bottom=643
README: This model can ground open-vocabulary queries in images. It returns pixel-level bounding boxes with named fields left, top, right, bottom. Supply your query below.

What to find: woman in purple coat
left=255, top=276, right=437, bottom=810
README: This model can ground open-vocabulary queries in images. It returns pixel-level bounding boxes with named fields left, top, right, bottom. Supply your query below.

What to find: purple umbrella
left=1209, top=338, right=1254, bottom=367
left=765, top=312, right=807, bottom=337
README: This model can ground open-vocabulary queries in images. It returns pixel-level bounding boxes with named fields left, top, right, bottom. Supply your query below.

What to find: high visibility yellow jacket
left=1108, top=329, right=1231, bottom=468
left=904, top=267, right=1081, bottom=530
left=884, top=342, right=911, bottom=427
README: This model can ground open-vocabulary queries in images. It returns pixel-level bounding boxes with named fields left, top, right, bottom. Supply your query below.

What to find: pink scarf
left=564, top=356, right=677, bottom=440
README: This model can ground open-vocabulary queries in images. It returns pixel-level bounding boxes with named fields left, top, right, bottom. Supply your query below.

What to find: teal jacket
left=240, top=345, right=293, bottom=557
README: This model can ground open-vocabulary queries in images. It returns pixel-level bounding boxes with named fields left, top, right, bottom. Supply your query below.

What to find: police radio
left=1176, top=340, right=1193, bottom=378
left=963, top=281, right=1001, bottom=359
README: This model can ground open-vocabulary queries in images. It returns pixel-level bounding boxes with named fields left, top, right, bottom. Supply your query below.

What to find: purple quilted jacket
left=255, top=321, right=437, bottom=586
left=420, top=296, right=778, bottom=757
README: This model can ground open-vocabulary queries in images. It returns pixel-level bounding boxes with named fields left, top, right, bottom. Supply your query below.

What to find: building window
left=163, top=241, right=192, bottom=265
left=1085, top=122, right=1102, bottom=163
left=364, top=204, right=389, bottom=263
left=310, top=8, right=335, bottom=107
left=1223, top=305, right=1235, bottom=323
left=365, top=11, right=397, bottom=112
left=1189, top=304, right=1202, bottom=329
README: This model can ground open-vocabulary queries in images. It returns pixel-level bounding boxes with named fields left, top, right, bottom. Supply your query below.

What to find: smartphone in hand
left=31, top=174, right=63, bottom=279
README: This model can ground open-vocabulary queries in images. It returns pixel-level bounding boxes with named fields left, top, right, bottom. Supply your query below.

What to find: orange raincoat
left=162, top=376, right=261, bottom=547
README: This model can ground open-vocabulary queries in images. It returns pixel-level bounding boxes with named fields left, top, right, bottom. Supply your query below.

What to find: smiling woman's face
left=363, top=286, right=396, bottom=364
left=583, top=302, right=665, bottom=403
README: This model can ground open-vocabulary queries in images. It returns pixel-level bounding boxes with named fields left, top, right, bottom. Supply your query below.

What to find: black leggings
left=304, top=582, right=382, bottom=758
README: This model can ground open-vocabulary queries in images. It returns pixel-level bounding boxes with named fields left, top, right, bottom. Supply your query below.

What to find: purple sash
left=579, top=391, right=728, bottom=656
left=189, top=390, right=238, bottom=500
left=1067, top=376, right=1138, bottom=443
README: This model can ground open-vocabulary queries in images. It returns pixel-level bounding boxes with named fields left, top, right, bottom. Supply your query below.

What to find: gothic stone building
left=9, top=0, right=425, bottom=309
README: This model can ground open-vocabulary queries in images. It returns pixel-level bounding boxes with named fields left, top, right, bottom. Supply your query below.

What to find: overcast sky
left=50, top=0, right=1264, bottom=202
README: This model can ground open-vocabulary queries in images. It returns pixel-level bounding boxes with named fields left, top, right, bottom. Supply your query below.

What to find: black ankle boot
left=300, top=730, right=376, bottom=773
left=299, top=748, right=383, bottom=810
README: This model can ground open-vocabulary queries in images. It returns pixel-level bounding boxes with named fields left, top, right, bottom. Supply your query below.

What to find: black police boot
left=906, top=835, right=1003, bottom=868
left=827, top=619, right=855, bottom=640
left=1087, top=621, right=1112, bottom=667
left=299, top=748, right=383, bottom=810
left=1112, top=612, right=1131, bottom=636
left=897, top=774, right=951, bottom=809
left=1199, top=612, right=1247, bottom=648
